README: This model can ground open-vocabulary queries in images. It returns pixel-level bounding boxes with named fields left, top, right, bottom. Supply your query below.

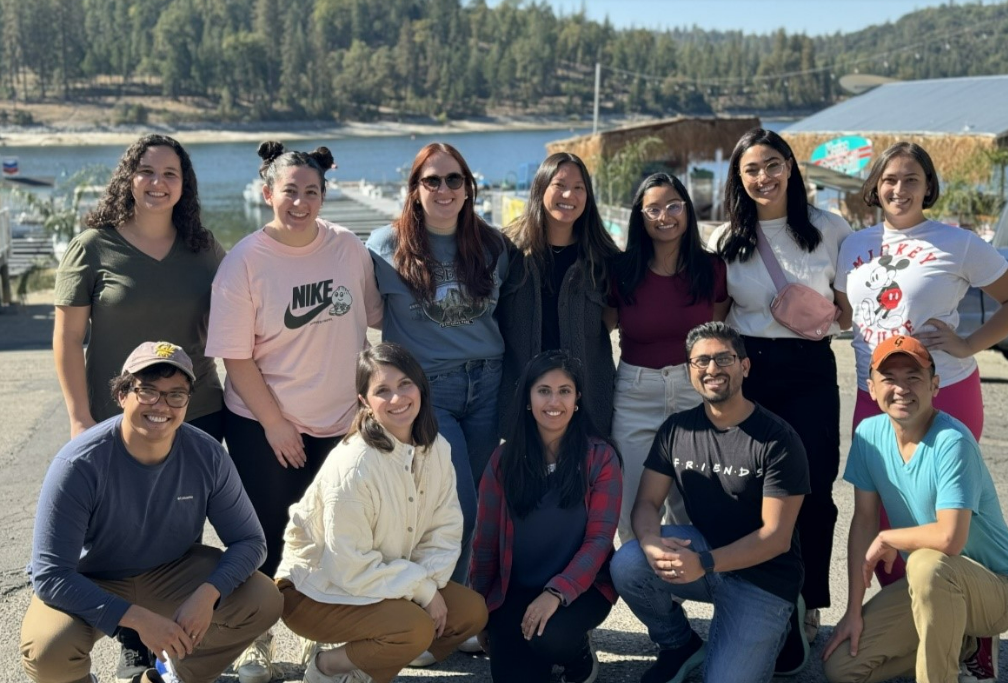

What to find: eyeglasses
left=687, top=353, right=738, bottom=370
left=418, top=173, right=465, bottom=191
left=642, top=201, right=686, bottom=221
left=130, top=386, right=192, bottom=408
left=741, top=161, right=787, bottom=180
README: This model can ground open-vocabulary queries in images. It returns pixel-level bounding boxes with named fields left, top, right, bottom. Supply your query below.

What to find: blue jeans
left=610, top=524, right=794, bottom=683
left=428, top=358, right=502, bottom=583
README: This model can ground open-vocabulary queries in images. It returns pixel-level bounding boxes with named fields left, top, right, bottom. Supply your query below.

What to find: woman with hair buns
left=207, top=141, right=382, bottom=682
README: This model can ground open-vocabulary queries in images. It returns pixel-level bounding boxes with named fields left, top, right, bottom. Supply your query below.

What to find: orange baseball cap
left=870, top=335, right=933, bottom=371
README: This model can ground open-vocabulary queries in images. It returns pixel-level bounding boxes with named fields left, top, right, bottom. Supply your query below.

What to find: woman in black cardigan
left=498, top=152, right=619, bottom=436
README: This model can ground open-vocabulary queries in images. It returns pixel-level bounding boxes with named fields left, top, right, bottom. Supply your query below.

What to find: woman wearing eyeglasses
left=366, top=142, right=509, bottom=598
left=609, top=173, right=729, bottom=542
left=711, top=128, right=852, bottom=660
left=498, top=152, right=620, bottom=441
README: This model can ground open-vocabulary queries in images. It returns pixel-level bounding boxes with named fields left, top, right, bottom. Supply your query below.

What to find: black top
left=511, top=471, right=588, bottom=588
left=644, top=403, right=810, bottom=603
left=540, top=245, right=578, bottom=351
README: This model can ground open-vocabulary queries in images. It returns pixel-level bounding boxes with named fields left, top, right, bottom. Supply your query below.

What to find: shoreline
left=0, top=116, right=605, bottom=147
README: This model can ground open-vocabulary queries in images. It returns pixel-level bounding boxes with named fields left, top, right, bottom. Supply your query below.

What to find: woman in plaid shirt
left=470, top=350, right=622, bottom=683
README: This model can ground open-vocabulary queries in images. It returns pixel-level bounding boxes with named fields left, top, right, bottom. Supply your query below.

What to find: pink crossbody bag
left=755, top=224, right=840, bottom=341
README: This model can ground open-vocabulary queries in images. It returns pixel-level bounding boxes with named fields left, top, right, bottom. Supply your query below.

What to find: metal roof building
left=783, top=75, right=1008, bottom=184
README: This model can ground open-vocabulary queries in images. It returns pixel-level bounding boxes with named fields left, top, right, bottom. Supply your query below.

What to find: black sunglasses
left=419, top=173, right=465, bottom=191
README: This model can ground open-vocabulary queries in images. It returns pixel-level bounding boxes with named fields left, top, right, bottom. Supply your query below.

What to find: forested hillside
left=3, top=0, right=1007, bottom=122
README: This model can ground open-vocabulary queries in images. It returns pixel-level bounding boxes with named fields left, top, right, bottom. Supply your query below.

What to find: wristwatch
left=698, top=550, right=716, bottom=574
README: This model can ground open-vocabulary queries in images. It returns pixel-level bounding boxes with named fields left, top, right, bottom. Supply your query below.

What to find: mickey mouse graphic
left=860, top=254, right=910, bottom=330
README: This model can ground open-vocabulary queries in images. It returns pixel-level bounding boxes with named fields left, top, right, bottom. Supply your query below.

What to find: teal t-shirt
left=366, top=225, right=508, bottom=375
left=844, top=412, right=1008, bottom=575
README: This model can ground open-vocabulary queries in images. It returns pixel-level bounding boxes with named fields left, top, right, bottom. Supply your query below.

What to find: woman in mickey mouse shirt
left=836, top=141, right=1008, bottom=439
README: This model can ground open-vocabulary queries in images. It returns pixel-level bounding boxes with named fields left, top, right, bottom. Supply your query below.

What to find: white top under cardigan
left=275, top=429, right=461, bottom=608
left=710, top=209, right=853, bottom=339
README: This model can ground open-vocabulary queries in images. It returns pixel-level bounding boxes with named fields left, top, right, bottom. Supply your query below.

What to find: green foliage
left=12, top=110, right=35, bottom=126
left=113, top=103, right=148, bottom=124
left=593, top=136, right=662, bottom=207
left=0, top=0, right=1006, bottom=119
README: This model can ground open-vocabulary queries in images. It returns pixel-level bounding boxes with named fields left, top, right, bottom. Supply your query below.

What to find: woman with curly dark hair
left=54, top=134, right=223, bottom=438
left=366, top=142, right=508, bottom=595
left=52, top=133, right=226, bottom=680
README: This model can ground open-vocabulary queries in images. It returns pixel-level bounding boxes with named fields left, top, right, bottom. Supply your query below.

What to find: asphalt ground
left=1, top=294, right=1006, bottom=682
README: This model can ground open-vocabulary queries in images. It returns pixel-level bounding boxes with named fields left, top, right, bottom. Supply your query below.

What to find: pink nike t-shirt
left=207, top=220, right=382, bottom=437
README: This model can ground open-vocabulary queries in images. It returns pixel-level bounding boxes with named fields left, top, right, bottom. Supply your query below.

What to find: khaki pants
left=824, top=548, right=1008, bottom=683
left=20, top=545, right=283, bottom=683
left=279, top=579, right=488, bottom=683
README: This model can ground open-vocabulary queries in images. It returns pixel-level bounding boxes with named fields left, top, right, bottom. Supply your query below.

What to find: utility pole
left=593, top=62, right=601, bottom=135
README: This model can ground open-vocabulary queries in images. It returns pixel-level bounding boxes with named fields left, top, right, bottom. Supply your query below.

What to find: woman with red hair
left=367, top=143, right=509, bottom=593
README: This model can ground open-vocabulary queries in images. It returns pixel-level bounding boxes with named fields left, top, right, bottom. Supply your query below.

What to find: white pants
left=612, top=360, right=701, bottom=543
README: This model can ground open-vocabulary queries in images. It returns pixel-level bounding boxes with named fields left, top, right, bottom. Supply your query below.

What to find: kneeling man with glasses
left=611, top=322, right=810, bottom=683
left=21, top=341, right=282, bottom=683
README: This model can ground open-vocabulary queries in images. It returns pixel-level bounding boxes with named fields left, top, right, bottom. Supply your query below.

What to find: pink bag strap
left=754, top=223, right=790, bottom=293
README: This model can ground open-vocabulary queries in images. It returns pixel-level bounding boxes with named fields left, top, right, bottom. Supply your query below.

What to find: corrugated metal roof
left=784, top=75, right=1008, bottom=137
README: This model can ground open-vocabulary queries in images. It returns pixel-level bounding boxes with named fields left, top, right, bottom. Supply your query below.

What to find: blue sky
left=485, top=0, right=980, bottom=35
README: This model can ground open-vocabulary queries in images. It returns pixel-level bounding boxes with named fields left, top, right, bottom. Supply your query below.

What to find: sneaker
left=961, top=636, right=998, bottom=683
left=803, top=607, right=821, bottom=643
left=774, top=596, right=810, bottom=676
left=560, top=635, right=598, bottom=683
left=303, top=651, right=372, bottom=683
left=115, top=629, right=154, bottom=683
left=457, top=634, right=485, bottom=654
left=235, top=631, right=278, bottom=683
left=408, top=650, right=437, bottom=667
left=641, top=630, right=705, bottom=683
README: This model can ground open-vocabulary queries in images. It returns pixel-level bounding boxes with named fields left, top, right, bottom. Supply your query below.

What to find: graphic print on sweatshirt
left=411, top=260, right=492, bottom=328
left=848, top=240, right=938, bottom=346
left=284, top=278, right=353, bottom=330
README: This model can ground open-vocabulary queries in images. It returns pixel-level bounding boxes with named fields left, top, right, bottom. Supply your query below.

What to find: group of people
left=16, top=126, right=1008, bottom=683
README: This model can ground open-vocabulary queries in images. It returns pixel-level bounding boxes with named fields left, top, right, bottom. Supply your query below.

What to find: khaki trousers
left=279, top=579, right=488, bottom=683
left=20, top=545, right=283, bottom=683
left=824, top=548, right=1008, bottom=683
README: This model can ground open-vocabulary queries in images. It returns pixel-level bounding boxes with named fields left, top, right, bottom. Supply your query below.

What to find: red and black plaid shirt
left=470, top=437, right=622, bottom=611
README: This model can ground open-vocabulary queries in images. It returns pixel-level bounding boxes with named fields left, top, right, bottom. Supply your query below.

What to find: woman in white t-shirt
left=207, top=141, right=382, bottom=681
left=837, top=141, right=1008, bottom=438
left=711, top=128, right=852, bottom=654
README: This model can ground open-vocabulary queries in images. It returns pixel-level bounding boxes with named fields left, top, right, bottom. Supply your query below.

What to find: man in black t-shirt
left=610, top=322, right=810, bottom=683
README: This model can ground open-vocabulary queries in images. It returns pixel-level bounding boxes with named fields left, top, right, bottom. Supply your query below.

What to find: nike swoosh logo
left=284, top=301, right=331, bottom=329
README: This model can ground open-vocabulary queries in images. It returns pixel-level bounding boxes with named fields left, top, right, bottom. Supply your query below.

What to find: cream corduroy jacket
left=276, top=430, right=461, bottom=608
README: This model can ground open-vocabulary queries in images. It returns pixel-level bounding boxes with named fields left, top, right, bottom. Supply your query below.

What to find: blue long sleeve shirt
left=29, top=417, right=266, bottom=635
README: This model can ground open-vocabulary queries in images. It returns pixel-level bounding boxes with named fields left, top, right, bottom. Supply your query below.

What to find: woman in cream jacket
left=275, top=343, right=488, bottom=683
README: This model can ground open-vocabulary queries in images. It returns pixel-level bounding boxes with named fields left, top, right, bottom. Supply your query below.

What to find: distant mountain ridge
left=4, top=0, right=1007, bottom=124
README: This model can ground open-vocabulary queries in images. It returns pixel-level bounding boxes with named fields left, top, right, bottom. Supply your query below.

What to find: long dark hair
left=257, top=140, right=334, bottom=197
left=614, top=172, right=716, bottom=306
left=718, top=128, right=822, bottom=263
left=507, top=152, right=618, bottom=292
left=392, top=142, right=503, bottom=302
left=498, top=350, right=610, bottom=519
left=347, top=343, right=439, bottom=451
left=85, top=134, right=211, bottom=252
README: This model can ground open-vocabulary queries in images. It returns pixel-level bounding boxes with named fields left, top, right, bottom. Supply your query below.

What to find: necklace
left=550, top=244, right=569, bottom=254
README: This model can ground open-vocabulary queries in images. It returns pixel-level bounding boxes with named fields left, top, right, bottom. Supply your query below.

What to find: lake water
left=4, top=121, right=786, bottom=248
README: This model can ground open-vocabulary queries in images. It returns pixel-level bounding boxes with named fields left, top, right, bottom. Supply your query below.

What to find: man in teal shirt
left=823, top=335, right=1008, bottom=683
